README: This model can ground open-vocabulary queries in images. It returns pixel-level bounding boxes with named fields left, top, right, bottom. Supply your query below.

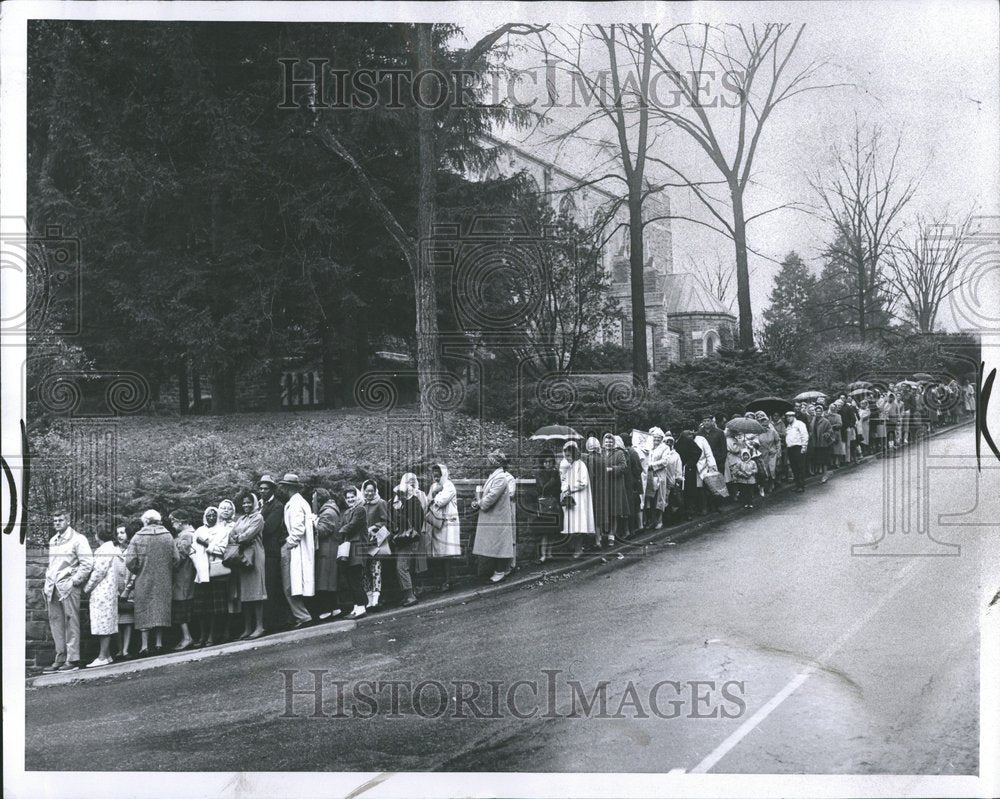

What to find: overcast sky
left=459, top=0, right=999, bottom=330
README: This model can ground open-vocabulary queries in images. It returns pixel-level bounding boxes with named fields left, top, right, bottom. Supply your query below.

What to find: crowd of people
left=38, top=380, right=973, bottom=673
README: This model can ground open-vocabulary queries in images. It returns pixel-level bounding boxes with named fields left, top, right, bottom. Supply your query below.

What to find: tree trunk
left=627, top=192, right=649, bottom=386
left=191, top=365, right=201, bottom=414
left=731, top=189, right=754, bottom=349
left=415, top=23, right=446, bottom=448
left=321, top=321, right=338, bottom=409
left=177, top=360, right=189, bottom=416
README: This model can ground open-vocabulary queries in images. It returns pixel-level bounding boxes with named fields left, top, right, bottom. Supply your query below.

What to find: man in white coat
left=278, top=473, right=315, bottom=628
left=42, top=509, right=93, bottom=672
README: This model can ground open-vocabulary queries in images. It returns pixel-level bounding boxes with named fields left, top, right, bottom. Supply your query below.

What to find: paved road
left=25, top=426, right=997, bottom=774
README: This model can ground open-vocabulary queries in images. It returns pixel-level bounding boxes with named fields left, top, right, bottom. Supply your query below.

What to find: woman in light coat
left=561, top=441, right=595, bottom=558
left=472, top=451, right=516, bottom=583
left=191, top=506, right=231, bottom=647
left=83, top=524, right=122, bottom=667
left=427, top=463, right=461, bottom=592
left=231, top=490, right=266, bottom=639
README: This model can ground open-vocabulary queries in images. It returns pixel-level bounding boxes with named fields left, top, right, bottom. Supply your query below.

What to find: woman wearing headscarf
left=592, top=433, right=628, bottom=549
left=191, top=505, right=231, bottom=647
left=535, top=450, right=562, bottom=564
left=337, top=486, right=370, bottom=618
left=561, top=441, right=595, bottom=558
left=754, top=411, right=780, bottom=495
left=427, top=463, right=461, bottom=592
left=312, top=487, right=343, bottom=620
left=674, top=431, right=702, bottom=519
left=391, top=472, right=427, bottom=607
left=472, top=451, right=516, bottom=583
left=826, top=402, right=845, bottom=468
left=660, top=433, right=685, bottom=522
left=360, top=479, right=389, bottom=611
left=643, top=427, right=669, bottom=530
left=229, top=489, right=266, bottom=639
left=809, top=403, right=834, bottom=484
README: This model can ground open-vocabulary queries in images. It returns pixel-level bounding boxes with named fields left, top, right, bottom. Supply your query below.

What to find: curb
left=29, top=620, right=357, bottom=688
left=29, top=420, right=972, bottom=689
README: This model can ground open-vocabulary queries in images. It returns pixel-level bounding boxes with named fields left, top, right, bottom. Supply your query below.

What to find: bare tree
left=811, top=123, right=918, bottom=341
left=887, top=211, right=978, bottom=333
left=690, top=253, right=735, bottom=310
left=642, top=23, right=838, bottom=349
left=533, top=23, right=680, bottom=387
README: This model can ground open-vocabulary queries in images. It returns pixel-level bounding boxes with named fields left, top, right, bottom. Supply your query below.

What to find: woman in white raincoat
left=427, top=463, right=461, bottom=592
left=560, top=441, right=595, bottom=559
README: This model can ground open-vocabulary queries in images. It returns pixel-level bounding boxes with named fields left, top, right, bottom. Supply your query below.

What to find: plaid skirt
left=117, top=598, right=135, bottom=625
left=193, top=579, right=229, bottom=616
left=172, top=598, right=193, bottom=624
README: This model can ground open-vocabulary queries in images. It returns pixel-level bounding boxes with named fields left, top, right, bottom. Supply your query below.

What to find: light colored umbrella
left=529, top=424, right=582, bottom=442
left=912, top=373, right=935, bottom=382
left=848, top=380, right=872, bottom=390
left=793, top=390, right=827, bottom=402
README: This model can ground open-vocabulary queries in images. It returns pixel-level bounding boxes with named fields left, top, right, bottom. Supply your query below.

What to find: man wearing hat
left=783, top=410, right=809, bottom=493
left=278, top=473, right=315, bottom=629
left=258, top=474, right=292, bottom=632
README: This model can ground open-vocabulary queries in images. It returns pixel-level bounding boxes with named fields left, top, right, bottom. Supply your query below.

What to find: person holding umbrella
left=561, top=441, right=595, bottom=559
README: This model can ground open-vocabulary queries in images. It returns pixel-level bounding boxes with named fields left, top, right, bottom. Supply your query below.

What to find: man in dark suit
left=258, top=474, right=292, bottom=632
left=700, top=416, right=728, bottom=475
left=623, top=435, right=644, bottom=537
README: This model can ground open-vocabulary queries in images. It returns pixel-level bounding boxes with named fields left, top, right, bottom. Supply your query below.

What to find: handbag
left=537, top=496, right=560, bottom=515
left=703, top=471, right=729, bottom=498
left=559, top=492, right=576, bottom=508
left=336, top=540, right=352, bottom=560
left=208, top=556, right=231, bottom=578
left=391, top=528, right=420, bottom=547
left=222, top=540, right=244, bottom=569
left=425, top=504, right=446, bottom=531
left=368, top=525, right=393, bottom=557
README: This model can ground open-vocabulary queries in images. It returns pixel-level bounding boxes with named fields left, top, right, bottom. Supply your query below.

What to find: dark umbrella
left=529, top=424, right=582, bottom=442
left=746, top=396, right=794, bottom=415
left=848, top=380, right=872, bottom=390
left=913, top=373, right=935, bottom=382
left=794, top=390, right=827, bottom=402
left=725, top=417, right=765, bottom=435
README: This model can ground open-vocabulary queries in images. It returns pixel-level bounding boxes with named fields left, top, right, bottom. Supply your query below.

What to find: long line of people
left=38, top=381, right=972, bottom=673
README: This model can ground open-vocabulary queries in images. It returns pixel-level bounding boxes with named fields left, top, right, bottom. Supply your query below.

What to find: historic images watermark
left=279, top=669, right=747, bottom=720
left=278, top=59, right=743, bottom=111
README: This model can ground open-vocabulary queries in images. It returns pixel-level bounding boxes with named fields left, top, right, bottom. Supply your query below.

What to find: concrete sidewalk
left=30, top=419, right=972, bottom=689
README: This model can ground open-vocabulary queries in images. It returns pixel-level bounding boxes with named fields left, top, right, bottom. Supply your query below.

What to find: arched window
left=558, top=191, right=577, bottom=220
left=703, top=329, right=720, bottom=356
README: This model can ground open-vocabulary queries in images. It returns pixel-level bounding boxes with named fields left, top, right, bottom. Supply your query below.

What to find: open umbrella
left=529, top=424, right=582, bottom=442
left=848, top=380, right=872, bottom=390
left=912, top=373, right=935, bottom=382
left=793, top=390, right=827, bottom=402
left=850, top=387, right=872, bottom=397
left=894, top=380, right=920, bottom=389
left=725, top=417, right=765, bottom=435
left=746, top=396, right=793, bottom=415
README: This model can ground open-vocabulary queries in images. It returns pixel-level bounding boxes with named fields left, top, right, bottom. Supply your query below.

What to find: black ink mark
left=1, top=419, right=30, bottom=544
left=977, top=362, right=999, bottom=472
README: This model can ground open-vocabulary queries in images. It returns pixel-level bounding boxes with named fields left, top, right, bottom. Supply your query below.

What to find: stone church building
left=482, top=130, right=737, bottom=371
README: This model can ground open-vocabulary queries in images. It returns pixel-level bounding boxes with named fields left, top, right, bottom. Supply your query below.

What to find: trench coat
left=472, top=468, right=515, bottom=559
left=427, top=464, right=461, bottom=557
left=591, top=449, right=629, bottom=530
left=313, top=500, right=342, bottom=592
left=283, top=492, right=315, bottom=597
left=561, top=458, right=595, bottom=537
left=125, top=524, right=179, bottom=630
left=230, top=511, right=266, bottom=602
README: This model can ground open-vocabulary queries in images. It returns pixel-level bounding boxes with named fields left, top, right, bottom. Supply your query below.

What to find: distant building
left=480, top=128, right=737, bottom=368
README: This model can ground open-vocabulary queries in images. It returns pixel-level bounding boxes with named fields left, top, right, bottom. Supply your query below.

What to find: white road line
left=690, top=559, right=923, bottom=773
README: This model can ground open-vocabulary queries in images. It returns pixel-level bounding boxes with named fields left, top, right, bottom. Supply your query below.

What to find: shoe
left=317, top=612, right=333, bottom=620
left=247, top=629, right=264, bottom=639
left=401, top=595, right=418, bottom=607
left=174, top=640, right=194, bottom=651
left=489, top=571, right=506, bottom=583
left=436, top=583, right=450, bottom=593
left=616, top=552, right=625, bottom=560
left=43, top=660, right=65, bottom=673
left=56, top=661, right=80, bottom=672
left=290, top=619, right=312, bottom=630
left=536, top=556, right=548, bottom=565
left=86, top=657, right=112, bottom=668
left=346, top=605, right=367, bottom=619
left=821, top=474, right=829, bottom=483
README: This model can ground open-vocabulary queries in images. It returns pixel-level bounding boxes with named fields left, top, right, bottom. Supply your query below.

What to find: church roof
left=662, top=272, right=734, bottom=317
